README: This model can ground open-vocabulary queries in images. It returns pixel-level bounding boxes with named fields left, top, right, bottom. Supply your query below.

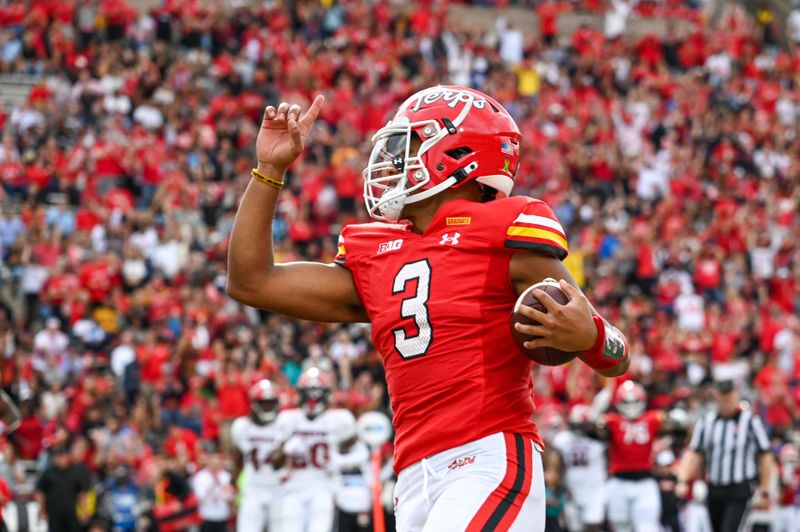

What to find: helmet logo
left=410, top=88, right=487, bottom=112
left=503, top=159, right=511, bottom=173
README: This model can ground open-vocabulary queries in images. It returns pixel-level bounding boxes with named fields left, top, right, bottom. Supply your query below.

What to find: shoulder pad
left=230, top=417, right=248, bottom=444
left=335, top=222, right=408, bottom=267
left=502, top=196, right=568, bottom=260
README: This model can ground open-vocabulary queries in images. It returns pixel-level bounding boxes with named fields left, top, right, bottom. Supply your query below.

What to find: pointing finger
left=299, top=95, right=325, bottom=128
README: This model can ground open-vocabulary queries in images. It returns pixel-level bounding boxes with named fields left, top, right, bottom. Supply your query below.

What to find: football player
left=775, top=442, right=799, bottom=532
left=274, top=367, right=358, bottom=532
left=227, top=86, right=630, bottom=531
left=602, top=381, right=663, bottom=532
left=231, top=379, right=287, bottom=532
left=551, top=404, right=606, bottom=532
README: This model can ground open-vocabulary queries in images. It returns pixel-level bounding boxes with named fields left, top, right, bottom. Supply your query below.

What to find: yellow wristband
left=251, top=168, right=285, bottom=189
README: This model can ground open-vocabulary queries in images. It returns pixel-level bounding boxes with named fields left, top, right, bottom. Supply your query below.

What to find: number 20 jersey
left=275, top=408, right=357, bottom=491
left=335, top=196, right=569, bottom=472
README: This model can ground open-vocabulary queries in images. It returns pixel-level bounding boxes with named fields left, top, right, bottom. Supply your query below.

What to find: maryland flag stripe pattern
left=334, top=235, right=347, bottom=265
left=504, top=213, right=568, bottom=260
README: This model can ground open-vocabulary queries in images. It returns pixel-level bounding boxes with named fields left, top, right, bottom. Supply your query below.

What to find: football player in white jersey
left=551, top=404, right=607, bottom=532
left=231, top=379, right=288, bottom=532
left=275, top=367, right=358, bottom=532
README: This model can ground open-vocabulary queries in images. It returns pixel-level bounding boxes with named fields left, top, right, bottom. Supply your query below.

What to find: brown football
left=511, top=279, right=578, bottom=366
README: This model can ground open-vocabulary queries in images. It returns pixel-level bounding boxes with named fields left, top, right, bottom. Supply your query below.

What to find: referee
left=675, top=379, right=776, bottom=532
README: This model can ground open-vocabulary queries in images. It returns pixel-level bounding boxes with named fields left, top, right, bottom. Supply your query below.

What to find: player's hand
left=256, top=95, right=325, bottom=177
left=514, top=279, right=598, bottom=352
left=283, top=435, right=309, bottom=458
left=752, top=488, right=771, bottom=510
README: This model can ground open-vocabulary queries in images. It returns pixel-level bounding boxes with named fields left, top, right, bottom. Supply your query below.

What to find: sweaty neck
left=402, top=183, right=481, bottom=233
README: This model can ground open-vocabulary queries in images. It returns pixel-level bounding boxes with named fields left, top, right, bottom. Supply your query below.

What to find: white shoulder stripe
left=513, top=213, right=565, bottom=234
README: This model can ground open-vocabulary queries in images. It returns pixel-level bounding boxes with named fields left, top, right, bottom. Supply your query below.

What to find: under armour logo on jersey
left=439, top=232, right=461, bottom=246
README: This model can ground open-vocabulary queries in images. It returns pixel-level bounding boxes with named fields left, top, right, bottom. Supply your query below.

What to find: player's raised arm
left=226, top=96, right=368, bottom=323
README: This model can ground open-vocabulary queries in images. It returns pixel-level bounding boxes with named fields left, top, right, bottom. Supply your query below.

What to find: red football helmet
left=615, top=381, right=647, bottom=419
left=249, top=379, right=279, bottom=425
left=298, top=367, right=332, bottom=419
left=363, top=85, right=522, bottom=222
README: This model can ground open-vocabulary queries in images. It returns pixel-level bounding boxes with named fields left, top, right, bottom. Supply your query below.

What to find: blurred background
left=0, top=0, right=799, bottom=530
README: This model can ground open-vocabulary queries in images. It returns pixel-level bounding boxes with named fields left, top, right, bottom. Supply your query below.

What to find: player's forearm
left=592, top=355, right=629, bottom=377
left=677, top=451, right=701, bottom=483
left=758, top=452, right=776, bottom=493
left=227, top=164, right=284, bottom=300
left=232, top=451, right=244, bottom=484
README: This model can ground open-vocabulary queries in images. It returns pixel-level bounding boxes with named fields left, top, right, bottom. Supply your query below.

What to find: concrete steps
left=0, top=73, right=42, bottom=110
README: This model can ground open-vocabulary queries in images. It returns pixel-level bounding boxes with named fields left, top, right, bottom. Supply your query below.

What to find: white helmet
left=298, top=367, right=332, bottom=419
left=615, top=381, right=647, bottom=419
left=249, top=380, right=279, bottom=425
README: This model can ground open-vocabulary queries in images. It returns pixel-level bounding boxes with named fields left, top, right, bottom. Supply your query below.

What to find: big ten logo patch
left=378, top=239, right=404, bottom=255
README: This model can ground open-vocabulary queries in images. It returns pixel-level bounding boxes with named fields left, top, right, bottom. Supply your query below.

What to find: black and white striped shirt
left=689, top=409, right=771, bottom=486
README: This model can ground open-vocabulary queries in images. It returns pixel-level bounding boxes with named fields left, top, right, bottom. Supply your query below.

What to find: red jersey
left=335, top=196, right=569, bottom=471
left=605, top=410, right=663, bottom=475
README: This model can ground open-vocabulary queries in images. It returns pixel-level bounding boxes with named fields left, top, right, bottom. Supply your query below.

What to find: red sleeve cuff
left=581, top=315, right=627, bottom=370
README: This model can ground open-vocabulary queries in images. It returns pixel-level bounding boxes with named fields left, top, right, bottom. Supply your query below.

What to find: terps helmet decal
left=407, top=87, right=488, bottom=112
left=364, top=85, right=522, bottom=222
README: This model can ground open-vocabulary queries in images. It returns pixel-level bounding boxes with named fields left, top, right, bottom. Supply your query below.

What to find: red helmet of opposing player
left=249, top=379, right=279, bottom=425
left=615, top=381, right=647, bottom=419
left=363, top=85, right=522, bottom=222
left=298, top=367, right=331, bottom=419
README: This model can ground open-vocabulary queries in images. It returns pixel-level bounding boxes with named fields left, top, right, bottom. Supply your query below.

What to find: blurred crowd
left=0, top=0, right=799, bottom=529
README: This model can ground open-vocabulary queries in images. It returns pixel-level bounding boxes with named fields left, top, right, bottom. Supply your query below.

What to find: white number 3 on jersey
left=392, top=260, right=433, bottom=359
